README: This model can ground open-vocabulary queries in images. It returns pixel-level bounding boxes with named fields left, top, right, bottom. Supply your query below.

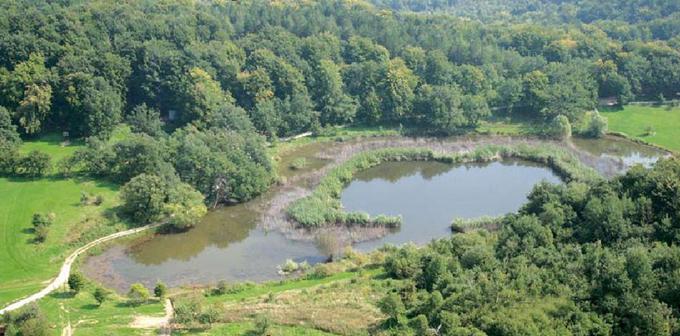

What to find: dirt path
left=0, top=223, right=163, bottom=315
left=130, top=298, right=174, bottom=335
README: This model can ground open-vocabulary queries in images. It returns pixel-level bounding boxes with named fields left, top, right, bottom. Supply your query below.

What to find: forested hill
left=0, top=0, right=679, bottom=221
left=0, top=0, right=679, bottom=140
left=369, top=0, right=680, bottom=26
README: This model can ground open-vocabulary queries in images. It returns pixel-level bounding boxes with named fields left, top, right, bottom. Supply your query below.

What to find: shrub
left=120, top=174, right=167, bottom=224
left=2, top=304, right=49, bottom=336
left=33, top=225, right=49, bottom=243
left=32, top=213, right=52, bottom=229
left=0, top=141, right=19, bottom=175
left=279, top=259, right=301, bottom=274
left=254, top=314, right=271, bottom=336
left=128, top=283, right=150, bottom=305
left=18, top=151, right=51, bottom=177
left=154, top=281, right=168, bottom=298
left=93, top=287, right=109, bottom=306
left=585, top=111, right=608, bottom=138
left=550, top=115, right=571, bottom=140
left=68, top=272, right=85, bottom=293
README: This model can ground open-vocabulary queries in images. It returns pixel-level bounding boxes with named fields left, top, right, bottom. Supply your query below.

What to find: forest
left=0, top=0, right=679, bottom=335
left=1, top=0, right=679, bottom=214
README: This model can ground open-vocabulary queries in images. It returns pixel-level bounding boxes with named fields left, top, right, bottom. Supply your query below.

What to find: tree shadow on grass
left=80, top=303, right=99, bottom=310
left=50, top=291, right=76, bottom=300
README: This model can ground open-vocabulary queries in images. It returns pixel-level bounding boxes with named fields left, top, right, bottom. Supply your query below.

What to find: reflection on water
left=84, top=136, right=659, bottom=292
left=571, top=136, right=665, bottom=170
left=344, top=160, right=561, bottom=250
left=85, top=158, right=561, bottom=292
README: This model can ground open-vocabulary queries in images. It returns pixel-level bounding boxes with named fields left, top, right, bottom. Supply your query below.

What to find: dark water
left=343, top=160, right=561, bottom=250
left=83, top=137, right=662, bottom=292
left=84, top=155, right=560, bottom=291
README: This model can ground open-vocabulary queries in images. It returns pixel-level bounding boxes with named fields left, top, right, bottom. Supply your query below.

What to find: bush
left=550, top=115, right=571, bottom=140
left=120, top=174, right=167, bottom=224
left=154, top=281, right=168, bottom=298
left=32, top=213, right=53, bottom=229
left=0, top=141, right=19, bottom=175
left=254, top=314, right=271, bottom=336
left=68, top=273, right=85, bottom=293
left=173, top=294, right=222, bottom=328
left=128, top=283, right=150, bottom=305
left=18, top=151, right=51, bottom=177
left=2, top=304, right=49, bottom=336
left=93, top=287, right=109, bottom=306
left=33, top=225, right=49, bottom=243
left=585, top=111, right=608, bottom=138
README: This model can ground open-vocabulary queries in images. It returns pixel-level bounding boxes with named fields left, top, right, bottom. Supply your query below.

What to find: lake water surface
left=83, top=137, right=663, bottom=291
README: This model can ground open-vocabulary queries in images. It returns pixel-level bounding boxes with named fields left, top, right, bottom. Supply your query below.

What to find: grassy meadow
left=601, top=104, right=680, bottom=151
left=0, top=134, right=125, bottom=307
left=35, top=264, right=385, bottom=335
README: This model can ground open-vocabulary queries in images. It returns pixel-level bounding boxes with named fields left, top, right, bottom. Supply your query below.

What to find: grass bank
left=600, top=104, right=680, bottom=152
left=0, top=133, right=128, bottom=308
left=287, top=144, right=599, bottom=229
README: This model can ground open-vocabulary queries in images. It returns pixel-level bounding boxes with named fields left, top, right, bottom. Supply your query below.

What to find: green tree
left=181, top=67, right=233, bottom=126
left=550, top=114, right=572, bottom=140
left=16, top=83, right=52, bottom=134
left=128, top=283, right=150, bottom=305
left=313, top=60, right=357, bottom=125
left=154, top=281, right=168, bottom=299
left=380, top=58, right=418, bottom=123
left=0, top=105, right=20, bottom=144
left=461, top=94, right=491, bottom=127
left=93, top=287, right=109, bottom=306
left=414, top=85, right=465, bottom=134
left=126, top=103, right=165, bottom=136
left=60, top=73, right=123, bottom=137
left=68, top=272, right=85, bottom=293
left=0, top=53, right=52, bottom=134
left=120, top=174, right=168, bottom=224
left=378, top=293, right=407, bottom=327
left=18, top=150, right=50, bottom=177
left=164, top=183, right=207, bottom=230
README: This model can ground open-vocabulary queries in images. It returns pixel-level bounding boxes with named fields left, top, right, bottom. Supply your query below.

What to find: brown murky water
left=83, top=136, right=665, bottom=292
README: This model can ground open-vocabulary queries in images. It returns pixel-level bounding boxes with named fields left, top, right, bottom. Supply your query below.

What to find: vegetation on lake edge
left=287, top=144, right=600, bottom=228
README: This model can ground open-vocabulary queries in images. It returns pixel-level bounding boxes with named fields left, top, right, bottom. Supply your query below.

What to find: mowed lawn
left=601, top=105, right=680, bottom=151
left=0, top=135, right=122, bottom=307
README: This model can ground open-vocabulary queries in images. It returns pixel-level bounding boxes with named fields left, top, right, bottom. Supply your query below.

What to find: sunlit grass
left=601, top=105, right=680, bottom=151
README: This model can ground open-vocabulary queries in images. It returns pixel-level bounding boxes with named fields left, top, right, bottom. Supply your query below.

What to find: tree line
left=377, top=158, right=680, bottom=335
left=0, top=0, right=677, bottom=226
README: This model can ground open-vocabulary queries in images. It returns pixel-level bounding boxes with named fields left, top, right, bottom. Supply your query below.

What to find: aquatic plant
left=287, top=144, right=600, bottom=229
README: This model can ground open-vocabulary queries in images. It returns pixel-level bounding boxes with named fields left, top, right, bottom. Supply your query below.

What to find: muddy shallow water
left=83, top=136, right=666, bottom=292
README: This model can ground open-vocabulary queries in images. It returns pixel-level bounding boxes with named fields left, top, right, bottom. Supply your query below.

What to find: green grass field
left=600, top=105, right=680, bottom=151
left=0, top=135, right=125, bottom=307
left=35, top=267, right=383, bottom=335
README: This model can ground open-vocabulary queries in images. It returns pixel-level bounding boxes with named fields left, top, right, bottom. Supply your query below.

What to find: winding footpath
left=0, top=223, right=162, bottom=315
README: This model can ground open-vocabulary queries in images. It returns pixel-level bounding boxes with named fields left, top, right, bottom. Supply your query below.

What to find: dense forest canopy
left=0, top=0, right=678, bottom=140
left=0, top=0, right=678, bottom=215
left=377, top=157, right=680, bottom=336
